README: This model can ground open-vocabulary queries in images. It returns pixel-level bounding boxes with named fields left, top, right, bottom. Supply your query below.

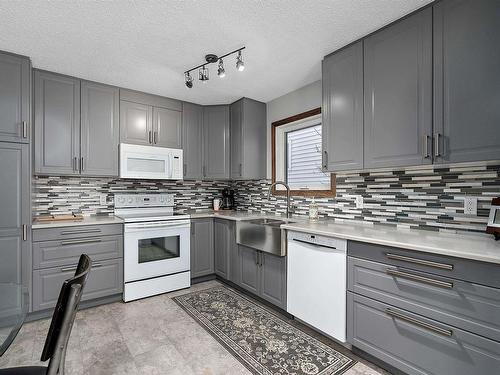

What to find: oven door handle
left=125, top=220, right=190, bottom=230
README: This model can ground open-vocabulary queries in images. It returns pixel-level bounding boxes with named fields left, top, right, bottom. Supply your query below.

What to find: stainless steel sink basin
left=236, top=218, right=295, bottom=256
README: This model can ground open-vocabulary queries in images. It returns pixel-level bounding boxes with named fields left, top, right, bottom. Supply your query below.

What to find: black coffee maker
left=221, top=188, right=235, bottom=210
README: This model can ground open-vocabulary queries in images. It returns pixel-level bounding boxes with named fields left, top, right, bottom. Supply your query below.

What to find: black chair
left=0, top=254, right=92, bottom=375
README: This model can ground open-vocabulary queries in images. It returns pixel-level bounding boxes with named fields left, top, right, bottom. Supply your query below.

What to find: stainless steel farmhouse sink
left=236, top=218, right=295, bottom=256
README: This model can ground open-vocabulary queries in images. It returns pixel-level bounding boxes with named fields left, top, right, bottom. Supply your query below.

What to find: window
left=272, top=108, right=335, bottom=197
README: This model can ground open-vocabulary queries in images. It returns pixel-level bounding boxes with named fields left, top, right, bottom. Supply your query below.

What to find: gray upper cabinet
left=363, top=8, right=432, bottom=169
left=203, top=105, right=230, bottom=179
left=81, top=81, right=119, bottom=176
left=0, top=52, right=30, bottom=144
left=190, top=218, right=214, bottom=278
left=182, top=102, right=204, bottom=179
left=322, top=42, right=364, bottom=171
left=230, top=98, right=267, bottom=179
left=0, top=142, right=29, bottom=286
left=153, top=107, right=182, bottom=148
left=433, top=0, right=500, bottom=163
left=34, top=70, right=80, bottom=175
left=119, top=100, right=153, bottom=146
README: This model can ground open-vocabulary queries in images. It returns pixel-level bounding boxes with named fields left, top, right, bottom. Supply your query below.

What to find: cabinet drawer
left=33, top=235, right=123, bottom=270
left=33, top=224, right=123, bottom=242
left=347, top=292, right=500, bottom=375
left=348, top=257, right=500, bottom=342
left=348, top=240, right=500, bottom=288
left=32, top=258, right=123, bottom=311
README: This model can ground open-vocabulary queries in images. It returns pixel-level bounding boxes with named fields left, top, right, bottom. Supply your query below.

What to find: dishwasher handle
left=292, top=238, right=337, bottom=251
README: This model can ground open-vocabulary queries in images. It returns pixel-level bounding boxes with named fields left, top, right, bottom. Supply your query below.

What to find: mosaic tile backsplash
left=33, top=162, right=500, bottom=234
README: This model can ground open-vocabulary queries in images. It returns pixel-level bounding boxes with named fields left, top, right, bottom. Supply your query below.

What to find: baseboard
left=191, top=274, right=217, bottom=284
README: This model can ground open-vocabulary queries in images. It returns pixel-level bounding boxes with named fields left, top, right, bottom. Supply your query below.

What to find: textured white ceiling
left=0, top=0, right=432, bottom=105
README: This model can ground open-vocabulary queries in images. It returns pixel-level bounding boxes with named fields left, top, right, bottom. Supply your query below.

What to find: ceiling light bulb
left=199, top=66, right=209, bottom=82
left=217, top=59, right=226, bottom=78
left=185, top=72, right=193, bottom=88
left=236, top=50, right=245, bottom=72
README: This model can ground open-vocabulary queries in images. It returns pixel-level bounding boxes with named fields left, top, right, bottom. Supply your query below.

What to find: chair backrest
left=40, top=254, right=92, bottom=366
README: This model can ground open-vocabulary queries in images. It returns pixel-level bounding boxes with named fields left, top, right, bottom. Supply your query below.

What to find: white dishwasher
left=287, top=230, right=347, bottom=343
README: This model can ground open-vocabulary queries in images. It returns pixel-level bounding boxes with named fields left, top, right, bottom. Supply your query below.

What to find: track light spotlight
left=185, top=72, right=193, bottom=88
left=199, top=65, right=209, bottom=82
left=217, top=59, right=226, bottom=78
left=236, top=50, right=245, bottom=71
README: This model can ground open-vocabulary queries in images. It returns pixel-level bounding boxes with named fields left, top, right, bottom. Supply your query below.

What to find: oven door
left=124, top=220, right=190, bottom=282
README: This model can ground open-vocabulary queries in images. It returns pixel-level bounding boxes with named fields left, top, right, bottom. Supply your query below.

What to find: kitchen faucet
left=267, top=181, right=293, bottom=218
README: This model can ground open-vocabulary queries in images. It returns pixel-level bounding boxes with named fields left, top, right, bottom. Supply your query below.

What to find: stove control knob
left=117, top=196, right=125, bottom=204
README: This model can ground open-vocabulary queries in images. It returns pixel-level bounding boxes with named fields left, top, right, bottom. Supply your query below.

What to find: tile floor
left=0, top=280, right=389, bottom=375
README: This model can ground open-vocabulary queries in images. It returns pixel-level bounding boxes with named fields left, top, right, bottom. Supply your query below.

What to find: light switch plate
left=464, top=196, right=477, bottom=215
left=355, top=195, right=364, bottom=209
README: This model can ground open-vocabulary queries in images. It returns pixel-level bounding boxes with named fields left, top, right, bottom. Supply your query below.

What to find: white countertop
left=32, top=215, right=124, bottom=229
left=189, top=210, right=500, bottom=264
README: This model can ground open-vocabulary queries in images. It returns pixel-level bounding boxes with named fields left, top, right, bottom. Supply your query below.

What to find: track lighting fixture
left=184, top=72, right=193, bottom=88
left=217, top=59, right=225, bottom=78
left=184, top=47, right=245, bottom=88
left=236, top=50, right=245, bottom=71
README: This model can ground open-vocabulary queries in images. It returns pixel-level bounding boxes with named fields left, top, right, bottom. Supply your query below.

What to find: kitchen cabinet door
left=203, top=105, right=230, bottom=179
left=260, top=253, right=287, bottom=310
left=322, top=42, right=363, bottom=171
left=119, top=100, right=153, bottom=146
left=0, top=52, right=30, bottom=144
left=214, top=219, right=230, bottom=279
left=364, top=8, right=432, bottom=169
left=230, top=100, right=243, bottom=179
left=190, top=218, right=214, bottom=278
left=153, top=107, right=182, bottom=149
left=80, top=81, right=119, bottom=177
left=182, top=103, right=204, bottom=179
left=34, top=70, right=80, bottom=175
left=433, top=0, right=500, bottom=163
left=238, top=245, right=260, bottom=295
left=0, top=142, right=30, bottom=287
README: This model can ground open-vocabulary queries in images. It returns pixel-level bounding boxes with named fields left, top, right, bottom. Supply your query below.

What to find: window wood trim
left=271, top=107, right=336, bottom=197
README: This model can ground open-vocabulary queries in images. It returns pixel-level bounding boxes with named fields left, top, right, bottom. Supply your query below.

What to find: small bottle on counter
left=309, top=197, right=319, bottom=220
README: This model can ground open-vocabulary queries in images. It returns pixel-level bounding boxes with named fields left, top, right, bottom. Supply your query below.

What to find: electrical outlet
left=100, top=195, right=107, bottom=206
left=355, top=195, right=364, bottom=209
left=464, top=196, right=477, bottom=215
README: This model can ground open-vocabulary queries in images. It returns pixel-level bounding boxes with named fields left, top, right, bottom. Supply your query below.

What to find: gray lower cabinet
left=347, top=240, right=500, bottom=374
left=229, top=98, right=267, bottom=179
left=34, top=70, right=80, bottom=175
left=153, top=106, right=182, bottom=148
left=322, top=41, right=363, bottom=171
left=190, top=218, right=214, bottom=278
left=120, top=100, right=153, bottom=146
left=0, top=52, right=30, bottom=144
left=348, top=292, right=500, bottom=375
left=363, top=8, right=432, bottom=169
left=433, top=0, right=500, bottom=163
left=182, top=103, right=204, bottom=179
left=0, top=142, right=30, bottom=286
left=214, top=219, right=231, bottom=279
left=81, top=81, right=119, bottom=176
left=33, top=258, right=123, bottom=312
left=203, top=105, right=230, bottom=179
left=32, top=224, right=124, bottom=312
left=237, top=245, right=287, bottom=309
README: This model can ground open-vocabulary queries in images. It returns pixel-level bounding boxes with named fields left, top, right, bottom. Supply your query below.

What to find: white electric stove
left=115, top=193, right=191, bottom=302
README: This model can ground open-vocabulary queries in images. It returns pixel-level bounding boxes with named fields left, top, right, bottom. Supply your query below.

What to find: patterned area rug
left=173, top=286, right=355, bottom=375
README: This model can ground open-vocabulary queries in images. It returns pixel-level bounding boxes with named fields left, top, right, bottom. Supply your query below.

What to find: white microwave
left=120, top=143, right=183, bottom=180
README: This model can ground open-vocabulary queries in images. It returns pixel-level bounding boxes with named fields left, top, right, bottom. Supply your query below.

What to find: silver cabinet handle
left=61, top=262, right=103, bottom=273
left=239, top=163, right=242, bottom=177
left=148, top=130, right=152, bottom=144
left=386, top=308, right=453, bottom=337
left=434, top=133, right=442, bottom=157
left=22, top=121, right=28, bottom=138
left=203, top=165, right=206, bottom=177
left=61, top=229, right=101, bottom=235
left=323, top=150, right=328, bottom=169
left=254, top=251, right=259, bottom=265
left=80, top=157, right=84, bottom=172
left=61, top=238, right=102, bottom=246
left=22, top=224, right=28, bottom=241
left=153, top=131, right=158, bottom=144
left=73, top=156, right=78, bottom=172
left=386, top=268, right=453, bottom=289
left=260, top=252, right=264, bottom=267
left=423, top=135, right=430, bottom=158
left=386, top=253, right=453, bottom=271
